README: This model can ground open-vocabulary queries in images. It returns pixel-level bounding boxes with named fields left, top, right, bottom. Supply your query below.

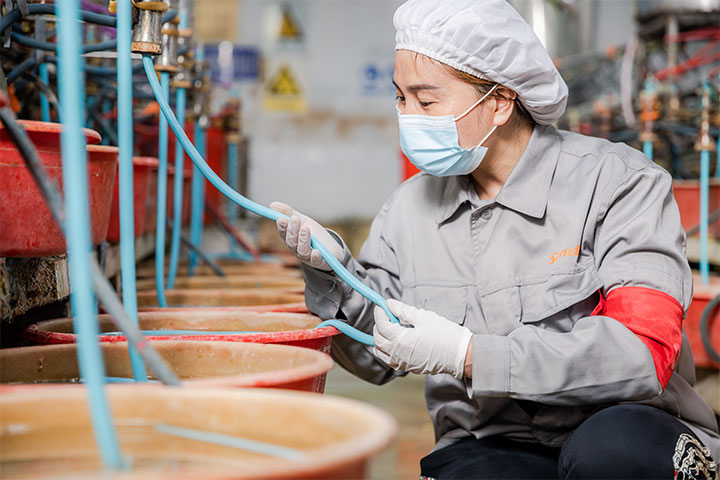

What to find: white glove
left=270, top=202, right=344, bottom=271
left=373, top=299, right=473, bottom=378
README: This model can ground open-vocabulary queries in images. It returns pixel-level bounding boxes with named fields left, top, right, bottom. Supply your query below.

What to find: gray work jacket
left=302, top=124, right=719, bottom=459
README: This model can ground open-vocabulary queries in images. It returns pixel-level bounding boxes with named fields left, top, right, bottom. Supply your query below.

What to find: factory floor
left=324, top=367, right=435, bottom=479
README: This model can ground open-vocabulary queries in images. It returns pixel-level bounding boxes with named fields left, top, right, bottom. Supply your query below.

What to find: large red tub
left=0, top=121, right=117, bottom=257
left=135, top=287, right=306, bottom=309
left=139, top=302, right=310, bottom=314
left=1, top=341, right=334, bottom=393
left=0, top=386, right=396, bottom=479
left=106, top=156, right=158, bottom=242
left=166, top=164, right=193, bottom=226
left=673, top=179, right=720, bottom=237
left=25, top=310, right=339, bottom=354
left=134, top=259, right=302, bottom=278
left=686, top=274, right=720, bottom=368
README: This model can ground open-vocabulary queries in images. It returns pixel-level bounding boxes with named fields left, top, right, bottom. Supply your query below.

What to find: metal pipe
left=131, top=0, right=166, bottom=54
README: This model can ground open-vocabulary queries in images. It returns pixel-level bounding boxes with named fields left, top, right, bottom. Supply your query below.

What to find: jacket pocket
left=480, top=262, right=602, bottom=335
left=518, top=262, right=603, bottom=325
left=402, top=284, right=468, bottom=325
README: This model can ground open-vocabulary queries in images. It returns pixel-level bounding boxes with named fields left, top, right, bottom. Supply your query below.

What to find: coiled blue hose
left=142, top=54, right=396, bottom=340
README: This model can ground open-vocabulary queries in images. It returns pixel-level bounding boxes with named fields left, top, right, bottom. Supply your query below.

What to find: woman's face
left=393, top=49, right=496, bottom=150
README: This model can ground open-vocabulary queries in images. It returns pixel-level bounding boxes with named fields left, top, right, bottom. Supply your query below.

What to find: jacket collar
left=436, top=125, right=561, bottom=224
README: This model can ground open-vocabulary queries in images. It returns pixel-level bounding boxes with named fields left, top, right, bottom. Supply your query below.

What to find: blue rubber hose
left=36, top=20, right=51, bottom=123
left=167, top=5, right=190, bottom=287
left=188, top=44, right=206, bottom=276
left=227, top=140, right=241, bottom=254
left=643, top=79, right=653, bottom=161
left=167, top=86, right=186, bottom=289
left=155, top=72, right=171, bottom=307
left=39, top=62, right=51, bottom=122
left=142, top=54, right=398, bottom=332
left=187, top=119, right=206, bottom=275
left=101, top=325, right=373, bottom=345
left=643, top=141, right=653, bottom=161
left=56, top=0, right=123, bottom=468
left=117, top=0, right=147, bottom=382
left=701, top=148, right=710, bottom=285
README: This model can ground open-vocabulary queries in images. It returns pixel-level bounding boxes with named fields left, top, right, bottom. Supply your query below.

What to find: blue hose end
left=316, top=320, right=374, bottom=346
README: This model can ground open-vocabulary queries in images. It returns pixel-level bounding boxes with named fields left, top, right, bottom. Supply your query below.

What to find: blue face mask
left=397, top=85, right=498, bottom=177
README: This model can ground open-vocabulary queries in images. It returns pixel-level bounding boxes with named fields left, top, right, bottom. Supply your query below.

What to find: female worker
left=271, top=0, right=719, bottom=478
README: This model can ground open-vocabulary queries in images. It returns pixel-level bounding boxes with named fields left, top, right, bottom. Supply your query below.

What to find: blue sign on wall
left=204, top=44, right=260, bottom=83
left=361, top=62, right=395, bottom=96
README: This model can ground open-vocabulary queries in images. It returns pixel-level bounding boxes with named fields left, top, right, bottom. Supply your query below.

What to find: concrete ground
left=324, top=366, right=435, bottom=480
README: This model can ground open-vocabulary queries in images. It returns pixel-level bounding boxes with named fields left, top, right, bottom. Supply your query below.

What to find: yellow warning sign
left=264, top=64, right=306, bottom=112
left=278, top=6, right=302, bottom=40
left=267, top=65, right=300, bottom=95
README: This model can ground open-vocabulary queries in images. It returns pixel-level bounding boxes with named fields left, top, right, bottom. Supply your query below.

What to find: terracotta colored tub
left=106, top=157, right=158, bottom=242
left=25, top=310, right=339, bottom=353
left=138, top=302, right=310, bottom=314
left=135, top=274, right=306, bottom=291
left=0, top=121, right=117, bottom=257
left=673, top=179, right=720, bottom=237
left=135, top=259, right=302, bottom=278
left=0, top=341, right=333, bottom=393
left=0, top=386, right=396, bottom=479
left=142, top=162, right=159, bottom=234
left=166, top=165, right=192, bottom=226
left=685, top=273, right=720, bottom=368
left=135, top=287, right=306, bottom=308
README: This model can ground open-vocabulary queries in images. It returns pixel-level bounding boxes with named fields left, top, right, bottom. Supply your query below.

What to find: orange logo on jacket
left=549, top=245, right=579, bottom=264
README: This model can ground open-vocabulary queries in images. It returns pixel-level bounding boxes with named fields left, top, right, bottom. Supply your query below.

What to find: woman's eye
left=395, top=95, right=405, bottom=103
left=419, top=101, right=433, bottom=108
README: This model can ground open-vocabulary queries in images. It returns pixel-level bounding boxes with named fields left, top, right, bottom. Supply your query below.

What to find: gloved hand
left=373, top=299, right=473, bottom=378
left=270, top=202, right=344, bottom=271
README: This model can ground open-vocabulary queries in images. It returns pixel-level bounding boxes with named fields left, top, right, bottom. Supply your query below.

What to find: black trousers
left=420, top=404, right=717, bottom=479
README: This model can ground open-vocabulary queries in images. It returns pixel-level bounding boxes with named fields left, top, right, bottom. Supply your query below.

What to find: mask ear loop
left=454, top=84, right=498, bottom=121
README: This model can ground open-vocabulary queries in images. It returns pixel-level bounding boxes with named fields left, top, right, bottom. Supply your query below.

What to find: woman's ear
left=492, top=87, right=517, bottom=127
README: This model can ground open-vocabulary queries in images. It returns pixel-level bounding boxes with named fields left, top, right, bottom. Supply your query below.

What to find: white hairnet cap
left=394, top=0, right=568, bottom=125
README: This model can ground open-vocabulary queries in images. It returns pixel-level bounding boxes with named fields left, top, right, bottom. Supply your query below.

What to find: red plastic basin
left=1, top=341, right=334, bottom=393
left=105, top=156, right=158, bottom=242
left=0, top=121, right=117, bottom=257
left=139, top=302, right=310, bottom=314
left=166, top=164, right=193, bottom=226
left=0, top=386, right=396, bottom=479
left=686, top=274, right=720, bottom=368
left=673, top=179, right=720, bottom=237
left=25, top=310, right=340, bottom=354
left=143, top=162, right=159, bottom=234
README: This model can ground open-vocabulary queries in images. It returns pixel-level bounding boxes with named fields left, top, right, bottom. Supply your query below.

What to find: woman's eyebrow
left=392, top=79, right=440, bottom=93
